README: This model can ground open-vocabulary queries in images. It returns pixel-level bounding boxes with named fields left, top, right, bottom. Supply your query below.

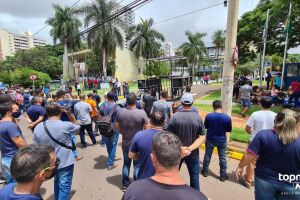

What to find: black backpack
left=97, top=103, right=118, bottom=137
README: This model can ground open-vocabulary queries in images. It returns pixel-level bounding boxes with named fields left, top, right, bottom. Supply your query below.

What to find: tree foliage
left=0, top=67, right=50, bottom=87
left=237, top=0, right=300, bottom=64
left=0, top=45, right=63, bottom=78
left=143, top=61, right=170, bottom=77
left=77, top=0, right=125, bottom=77
left=127, top=18, right=165, bottom=59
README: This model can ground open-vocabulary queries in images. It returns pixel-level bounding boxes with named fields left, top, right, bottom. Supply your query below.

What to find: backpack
left=97, top=103, right=118, bottom=137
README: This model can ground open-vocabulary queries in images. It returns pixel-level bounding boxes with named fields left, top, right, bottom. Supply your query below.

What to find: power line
left=61, top=0, right=152, bottom=44
left=32, top=0, right=83, bottom=37
left=154, top=2, right=224, bottom=25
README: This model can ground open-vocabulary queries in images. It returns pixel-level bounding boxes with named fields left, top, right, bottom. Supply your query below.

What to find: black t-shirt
left=168, top=110, right=204, bottom=157
left=123, top=178, right=207, bottom=200
left=143, top=95, right=156, bottom=114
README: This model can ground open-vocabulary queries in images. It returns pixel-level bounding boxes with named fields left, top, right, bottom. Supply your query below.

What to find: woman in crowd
left=236, top=109, right=300, bottom=200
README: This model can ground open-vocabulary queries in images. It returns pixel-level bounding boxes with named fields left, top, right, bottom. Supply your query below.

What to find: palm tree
left=180, top=31, right=207, bottom=76
left=212, top=29, right=226, bottom=78
left=77, top=0, right=125, bottom=77
left=47, top=4, right=81, bottom=79
left=127, top=18, right=165, bottom=59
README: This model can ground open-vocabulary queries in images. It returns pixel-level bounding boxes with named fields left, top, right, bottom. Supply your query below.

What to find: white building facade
left=0, top=29, right=47, bottom=61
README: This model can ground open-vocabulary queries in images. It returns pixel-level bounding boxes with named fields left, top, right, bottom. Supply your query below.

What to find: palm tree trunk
left=102, top=47, right=107, bottom=77
left=63, top=43, right=69, bottom=80
left=216, top=47, right=219, bottom=82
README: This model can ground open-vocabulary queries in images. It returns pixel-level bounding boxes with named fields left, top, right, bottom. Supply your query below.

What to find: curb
left=200, top=144, right=244, bottom=160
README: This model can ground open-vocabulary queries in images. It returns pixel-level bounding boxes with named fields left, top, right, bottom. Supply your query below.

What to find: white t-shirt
left=246, top=110, right=276, bottom=141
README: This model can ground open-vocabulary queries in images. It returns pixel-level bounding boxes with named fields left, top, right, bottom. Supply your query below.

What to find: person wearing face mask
left=0, top=144, right=58, bottom=200
left=0, top=102, right=27, bottom=184
left=33, top=101, right=79, bottom=200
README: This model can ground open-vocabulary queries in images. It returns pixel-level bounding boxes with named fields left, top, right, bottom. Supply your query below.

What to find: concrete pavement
left=17, top=115, right=254, bottom=200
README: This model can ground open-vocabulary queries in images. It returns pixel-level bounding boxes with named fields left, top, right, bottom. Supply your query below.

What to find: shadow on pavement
left=94, top=155, right=108, bottom=169
left=106, top=174, right=123, bottom=189
left=45, top=190, right=76, bottom=200
left=202, top=169, right=240, bottom=185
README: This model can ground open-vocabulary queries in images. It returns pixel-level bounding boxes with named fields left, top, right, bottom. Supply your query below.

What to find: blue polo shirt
left=56, top=100, right=73, bottom=121
left=27, top=104, right=46, bottom=122
left=0, top=121, right=23, bottom=157
left=130, top=129, right=160, bottom=179
left=204, top=112, right=232, bottom=145
left=248, top=129, right=300, bottom=187
left=0, top=183, right=42, bottom=200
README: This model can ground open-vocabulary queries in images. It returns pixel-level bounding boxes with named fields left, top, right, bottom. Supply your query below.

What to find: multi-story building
left=206, top=46, right=225, bottom=67
left=161, top=42, right=175, bottom=57
left=119, top=9, right=135, bottom=48
left=0, top=29, right=47, bottom=61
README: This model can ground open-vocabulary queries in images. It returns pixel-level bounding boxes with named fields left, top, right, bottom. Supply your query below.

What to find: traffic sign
left=29, top=75, right=37, bottom=80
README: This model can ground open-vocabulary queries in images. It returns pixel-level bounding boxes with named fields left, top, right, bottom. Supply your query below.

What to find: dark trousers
left=202, top=140, right=227, bottom=175
left=180, top=155, right=200, bottom=191
left=266, top=80, right=271, bottom=90
left=289, top=91, right=300, bottom=108
left=79, top=123, right=96, bottom=146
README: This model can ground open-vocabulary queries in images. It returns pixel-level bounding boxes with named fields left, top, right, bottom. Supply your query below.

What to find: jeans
left=180, top=155, right=200, bottom=190
left=122, top=148, right=139, bottom=187
left=1, top=156, right=14, bottom=184
left=80, top=123, right=97, bottom=146
left=71, top=134, right=78, bottom=158
left=255, top=176, right=300, bottom=200
left=202, top=141, right=227, bottom=175
left=101, top=136, right=106, bottom=145
left=106, top=132, right=119, bottom=166
left=54, top=164, right=74, bottom=200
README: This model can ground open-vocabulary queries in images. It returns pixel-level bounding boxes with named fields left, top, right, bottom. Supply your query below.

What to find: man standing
left=142, top=90, right=156, bottom=117
left=0, top=144, right=57, bottom=200
left=27, top=96, right=46, bottom=131
left=33, top=102, right=79, bottom=200
left=123, top=131, right=207, bottom=200
left=151, top=90, right=173, bottom=128
left=239, top=80, right=253, bottom=117
left=202, top=100, right=232, bottom=181
left=74, top=95, right=97, bottom=148
left=86, top=93, right=100, bottom=137
left=167, top=93, right=205, bottom=190
left=265, top=70, right=272, bottom=90
left=239, top=97, right=276, bottom=188
left=116, top=93, right=149, bottom=191
left=99, top=92, right=120, bottom=170
left=0, top=102, right=27, bottom=183
left=129, top=112, right=165, bottom=179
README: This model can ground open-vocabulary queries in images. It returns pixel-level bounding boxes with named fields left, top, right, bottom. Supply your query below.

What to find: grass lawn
left=200, top=90, right=221, bottom=100
left=230, top=128, right=250, bottom=143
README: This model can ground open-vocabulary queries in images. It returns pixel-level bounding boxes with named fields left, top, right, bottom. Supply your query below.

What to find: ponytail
left=274, top=109, right=300, bottom=144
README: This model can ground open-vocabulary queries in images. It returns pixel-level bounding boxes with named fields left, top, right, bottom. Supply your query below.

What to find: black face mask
left=46, top=158, right=60, bottom=180
left=12, top=110, right=21, bottom=118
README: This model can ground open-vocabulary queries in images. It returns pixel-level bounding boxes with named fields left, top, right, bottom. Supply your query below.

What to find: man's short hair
left=212, top=100, right=222, bottom=110
left=150, top=111, right=165, bottom=127
left=126, top=93, right=137, bottom=106
left=79, top=94, right=85, bottom=100
left=56, top=90, right=65, bottom=99
left=0, top=94, right=13, bottom=104
left=46, top=101, right=62, bottom=117
left=186, top=85, right=191, bottom=93
left=152, top=131, right=182, bottom=169
left=260, top=97, right=273, bottom=109
left=32, top=96, right=42, bottom=104
left=10, top=144, right=52, bottom=183
left=87, top=93, right=94, bottom=98
left=0, top=102, right=12, bottom=119
left=107, top=92, right=115, bottom=101
left=161, top=90, right=168, bottom=99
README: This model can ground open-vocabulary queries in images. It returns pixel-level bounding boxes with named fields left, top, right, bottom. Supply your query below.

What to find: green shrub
left=11, top=67, right=50, bottom=87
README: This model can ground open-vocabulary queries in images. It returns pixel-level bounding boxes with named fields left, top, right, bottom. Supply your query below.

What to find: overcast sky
left=0, top=0, right=297, bottom=53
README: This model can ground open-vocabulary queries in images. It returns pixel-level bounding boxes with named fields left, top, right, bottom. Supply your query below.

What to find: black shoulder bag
left=43, top=121, right=76, bottom=151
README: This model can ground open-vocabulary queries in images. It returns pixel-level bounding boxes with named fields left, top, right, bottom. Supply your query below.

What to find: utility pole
left=221, top=0, right=239, bottom=116
left=280, top=2, right=292, bottom=89
left=259, top=9, right=270, bottom=87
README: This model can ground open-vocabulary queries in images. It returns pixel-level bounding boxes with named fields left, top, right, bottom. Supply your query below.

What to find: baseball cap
left=181, top=93, right=193, bottom=105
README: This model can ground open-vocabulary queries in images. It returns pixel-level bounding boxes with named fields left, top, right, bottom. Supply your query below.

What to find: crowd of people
left=0, top=81, right=299, bottom=200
